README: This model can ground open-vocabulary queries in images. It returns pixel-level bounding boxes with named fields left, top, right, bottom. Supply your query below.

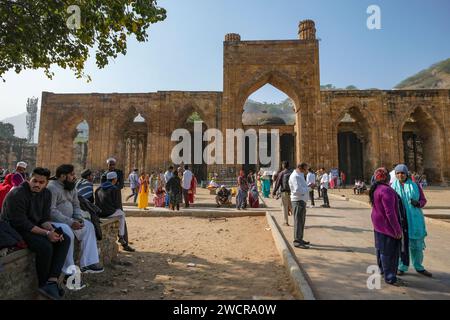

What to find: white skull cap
left=16, top=161, right=27, bottom=168
left=106, top=157, right=117, bottom=164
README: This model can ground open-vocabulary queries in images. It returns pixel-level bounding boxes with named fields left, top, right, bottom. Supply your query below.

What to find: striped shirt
left=76, top=178, right=94, bottom=200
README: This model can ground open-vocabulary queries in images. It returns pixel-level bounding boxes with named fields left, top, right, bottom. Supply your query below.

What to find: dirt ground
left=67, top=216, right=296, bottom=300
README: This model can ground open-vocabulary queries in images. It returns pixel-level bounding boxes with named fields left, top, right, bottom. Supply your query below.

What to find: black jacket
left=95, top=182, right=123, bottom=217
left=166, top=176, right=182, bottom=194
left=1, top=183, right=52, bottom=233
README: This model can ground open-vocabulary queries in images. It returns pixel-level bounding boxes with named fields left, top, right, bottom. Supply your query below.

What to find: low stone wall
left=0, top=218, right=119, bottom=300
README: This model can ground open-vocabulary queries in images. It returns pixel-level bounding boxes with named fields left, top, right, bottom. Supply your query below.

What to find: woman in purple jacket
left=369, top=167, right=404, bottom=286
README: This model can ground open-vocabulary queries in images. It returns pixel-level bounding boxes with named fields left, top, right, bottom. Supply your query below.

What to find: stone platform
left=0, top=218, right=119, bottom=300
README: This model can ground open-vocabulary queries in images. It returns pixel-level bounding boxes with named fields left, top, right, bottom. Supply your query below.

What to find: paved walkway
left=263, top=195, right=450, bottom=300
left=123, top=187, right=450, bottom=299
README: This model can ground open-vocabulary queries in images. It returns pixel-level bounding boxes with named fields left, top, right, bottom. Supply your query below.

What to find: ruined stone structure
left=37, top=20, right=450, bottom=184
left=0, top=138, right=37, bottom=171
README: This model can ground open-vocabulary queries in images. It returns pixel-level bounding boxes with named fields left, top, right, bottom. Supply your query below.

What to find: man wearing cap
left=95, top=171, right=135, bottom=252
left=12, top=161, right=28, bottom=187
left=391, top=164, right=432, bottom=278
left=216, top=185, right=232, bottom=207
left=76, top=169, right=94, bottom=203
left=101, top=158, right=124, bottom=190
left=48, top=164, right=104, bottom=277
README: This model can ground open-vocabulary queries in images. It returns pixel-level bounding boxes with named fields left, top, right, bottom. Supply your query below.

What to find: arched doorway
left=124, top=114, right=148, bottom=176
left=402, top=107, right=443, bottom=183
left=185, top=112, right=208, bottom=182
left=242, top=84, right=296, bottom=173
left=72, top=120, right=89, bottom=175
left=337, top=108, right=371, bottom=184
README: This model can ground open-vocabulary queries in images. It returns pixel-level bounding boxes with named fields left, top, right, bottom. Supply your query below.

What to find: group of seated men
left=0, top=157, right=134, bottom=300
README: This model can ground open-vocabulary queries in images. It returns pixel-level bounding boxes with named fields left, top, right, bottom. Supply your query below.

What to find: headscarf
left=394, top=164, right=409, bottom=175
left=373, top=167, right=389, bottom=183
left=369, top=167, right=389, bottom=207
left=0, top=174, right=14, bottom=209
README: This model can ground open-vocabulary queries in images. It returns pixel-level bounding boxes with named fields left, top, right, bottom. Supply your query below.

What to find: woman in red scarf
left=188, top=175, right=197, bottom=204
left=0, top=174, right=14, bottom=210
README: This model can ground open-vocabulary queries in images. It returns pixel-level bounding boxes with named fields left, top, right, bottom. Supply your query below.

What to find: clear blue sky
left=1, top=0, right=449, bottom=119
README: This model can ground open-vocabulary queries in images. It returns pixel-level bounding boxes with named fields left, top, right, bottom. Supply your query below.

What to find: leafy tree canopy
left=0, top=122, right=15, bottom=139
left=0, top=0, right=166, bottom=81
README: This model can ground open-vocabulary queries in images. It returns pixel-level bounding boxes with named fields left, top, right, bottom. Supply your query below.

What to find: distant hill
left=0, top=112, right=89, bottom=144
left=243, top=98, right=295, bottom=125
left=395, top=58, right=450, bottom=89
left=1, top=111, right=40, bottom=143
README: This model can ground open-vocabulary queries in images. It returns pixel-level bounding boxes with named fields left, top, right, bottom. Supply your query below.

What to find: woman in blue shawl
left=391, top=164, right=432, bottom=277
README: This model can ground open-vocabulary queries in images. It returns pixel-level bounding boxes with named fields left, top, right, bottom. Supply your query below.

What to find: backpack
left=281, top=170, right=292, bottom=193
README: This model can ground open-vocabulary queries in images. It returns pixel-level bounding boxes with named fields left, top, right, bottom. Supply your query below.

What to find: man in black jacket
left=1, top=167, right=70, bottom=300
left=272, top=161, right=293, bottom=226
left=100, top=157, right=124, bottom=190
left=95, top=171, right=134, bottom=252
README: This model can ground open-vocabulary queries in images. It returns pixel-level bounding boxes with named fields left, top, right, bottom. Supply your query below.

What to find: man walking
left=182, top=165, right=193, bottom=208
left=306, top=168, right=316, bottom=207
left=125, top=168, right=140, bottom=203
left=320, top=168, right=331, bottom=208
left=289, top=163, right=310, bottom=249
left=272, top=161, right=292, bottom=226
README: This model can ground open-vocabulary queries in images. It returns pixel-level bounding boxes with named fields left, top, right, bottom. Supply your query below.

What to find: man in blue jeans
left=288, top=163, right=310, bottom=249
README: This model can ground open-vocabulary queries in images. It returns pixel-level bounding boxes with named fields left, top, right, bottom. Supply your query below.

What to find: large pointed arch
left=236, top=70, right=302, bottom=114
left=399, top=105, right=445, bottom=183
left=332, top=104, right=379, bottom=183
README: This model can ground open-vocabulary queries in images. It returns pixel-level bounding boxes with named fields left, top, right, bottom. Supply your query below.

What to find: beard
left=63, top=179, right=76, bottom=191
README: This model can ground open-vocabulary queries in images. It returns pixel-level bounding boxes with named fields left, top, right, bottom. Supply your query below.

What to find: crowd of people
left=0, top=158, right=135, bottom=300
left=124, top=164, right=198, bottom=211
left=0, top=156, right=434, bottom=297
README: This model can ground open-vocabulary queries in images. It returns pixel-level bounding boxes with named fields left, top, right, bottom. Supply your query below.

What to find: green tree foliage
left=0, top=0, right=166, bottom=81
left=0, top=122, right=15, bottom=139
left=186, top=112, right=203, bottom=123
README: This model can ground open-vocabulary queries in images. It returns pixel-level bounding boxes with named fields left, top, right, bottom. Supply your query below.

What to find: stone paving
left=122, top=187, right=450, bottom=299
left=263, top=194, right=450, bottom=300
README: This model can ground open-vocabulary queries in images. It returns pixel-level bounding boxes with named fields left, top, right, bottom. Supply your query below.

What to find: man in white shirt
left=306, top=168, right=316, bottom=207
left=319, top=167, right=330, bottom=208
left=182, top=165, right=193, bottom=208
left=125, top=169, right=139, bottom=203
left=288, top=163, right=310, bottom=249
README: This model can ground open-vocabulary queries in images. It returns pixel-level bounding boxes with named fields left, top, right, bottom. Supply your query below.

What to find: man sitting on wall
left=95, top=171, right=135, bottom=252
left=1, top=167, right=70, bottom=300
left=76, top=169, right=95, bottom=203
left=47, top=164, right=104, bottom=282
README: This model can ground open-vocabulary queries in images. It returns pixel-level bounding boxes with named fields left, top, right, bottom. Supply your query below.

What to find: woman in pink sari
left=188, top=175, right=197, bottom=204
left=153, top=185, right=166, bottom=207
